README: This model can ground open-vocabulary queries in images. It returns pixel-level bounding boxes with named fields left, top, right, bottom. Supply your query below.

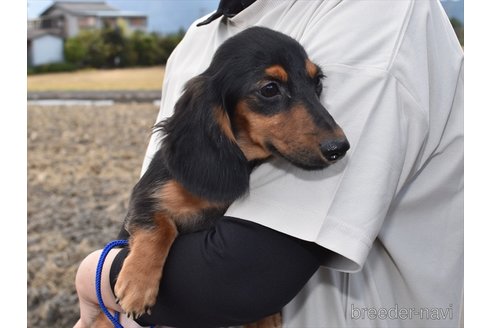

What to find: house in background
left=27, top=29, right=64, bottom=67
left=27, top=1, right=148, bottom=67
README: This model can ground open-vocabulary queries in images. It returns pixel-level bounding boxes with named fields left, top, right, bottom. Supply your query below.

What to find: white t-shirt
left=142, top=1, right=463, bottom=327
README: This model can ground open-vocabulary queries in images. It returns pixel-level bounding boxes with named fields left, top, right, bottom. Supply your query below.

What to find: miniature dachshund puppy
left=113, top=26, right=350, bottom=326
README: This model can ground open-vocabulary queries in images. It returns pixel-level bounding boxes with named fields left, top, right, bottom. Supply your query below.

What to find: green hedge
left=63, top=24, right=184, bottom=69
left=28, top=62, right=80, bottom=75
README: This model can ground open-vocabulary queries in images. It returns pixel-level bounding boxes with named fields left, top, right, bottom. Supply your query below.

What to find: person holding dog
left=74, top=0, right=463, bottom=327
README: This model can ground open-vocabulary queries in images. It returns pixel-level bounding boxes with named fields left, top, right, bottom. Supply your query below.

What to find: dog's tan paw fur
left=244, top=312, right=282, bottom=328
left=113, top=252, right=162, bottom=320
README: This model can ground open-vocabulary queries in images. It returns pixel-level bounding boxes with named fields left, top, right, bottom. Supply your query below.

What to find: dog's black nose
left=320, top=139, right=350, bottom=162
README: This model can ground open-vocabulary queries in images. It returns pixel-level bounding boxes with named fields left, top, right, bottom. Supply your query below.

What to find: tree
left=64, top=37, right=86, bottom=65
left=64, top=30, right=110, bottom=67
left=158, top=29, right=185, bottom=63
left=102, top=19, right=131, bottom=67
left=63, top=26, right=185, bottom=69
left=130, top=31, right=165, bottom=66
left=449, top=17, right=464, bottom=47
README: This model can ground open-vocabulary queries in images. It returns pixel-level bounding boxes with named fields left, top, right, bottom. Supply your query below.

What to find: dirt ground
left=27, top=103, right=159, bottom=327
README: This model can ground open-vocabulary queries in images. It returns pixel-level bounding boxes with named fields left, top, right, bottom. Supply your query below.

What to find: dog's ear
left=155, top=76, right=250, bottom=203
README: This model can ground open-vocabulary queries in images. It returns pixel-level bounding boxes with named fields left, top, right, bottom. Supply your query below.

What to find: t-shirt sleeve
left=226, top=66, right=428, bottom=272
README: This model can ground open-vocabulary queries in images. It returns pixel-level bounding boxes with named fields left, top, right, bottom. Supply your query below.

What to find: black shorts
left=109, top=216, right=323, bottom=327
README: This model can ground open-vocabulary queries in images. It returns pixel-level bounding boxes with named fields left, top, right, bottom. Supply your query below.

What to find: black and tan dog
left=113, top=26, right=349, bottom=326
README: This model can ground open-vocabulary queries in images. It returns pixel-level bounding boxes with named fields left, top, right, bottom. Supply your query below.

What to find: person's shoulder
left=387, top=0, right=463, bottom=105
left=299, top=0, right=417, bottom=71
left=395, top=0, right=463, bottom=59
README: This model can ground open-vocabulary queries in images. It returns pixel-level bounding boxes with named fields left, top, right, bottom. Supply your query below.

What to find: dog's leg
left=244, top=313, right=282, bottom=328
left=114, top=213, right=178, bottom=319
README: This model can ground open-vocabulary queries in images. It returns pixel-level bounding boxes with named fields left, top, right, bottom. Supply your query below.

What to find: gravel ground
left=27, top=103, right=159, bottom=327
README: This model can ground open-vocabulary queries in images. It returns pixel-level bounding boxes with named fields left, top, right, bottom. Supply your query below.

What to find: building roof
left=76, top=10, right=146, bottom=18
left=40, top=1, right=145, bottom=18
left=27, top=28, right=63, bottom=41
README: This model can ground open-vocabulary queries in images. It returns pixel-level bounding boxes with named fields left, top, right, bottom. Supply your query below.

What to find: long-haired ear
left=154, top=76, right=250, bottom=203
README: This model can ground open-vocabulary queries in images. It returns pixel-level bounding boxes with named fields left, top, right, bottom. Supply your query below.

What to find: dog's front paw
left=114, top=256, right=161, bottom=320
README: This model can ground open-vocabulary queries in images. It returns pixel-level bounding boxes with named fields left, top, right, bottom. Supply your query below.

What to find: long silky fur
left=153, top=76, right=250, bottom=204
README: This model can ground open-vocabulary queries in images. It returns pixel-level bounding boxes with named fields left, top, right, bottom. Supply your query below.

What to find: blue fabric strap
left=96, top=239, right=129, bottom=328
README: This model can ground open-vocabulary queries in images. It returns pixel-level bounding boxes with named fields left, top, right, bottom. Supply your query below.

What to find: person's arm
left=110, top=216, right=323, bottom=327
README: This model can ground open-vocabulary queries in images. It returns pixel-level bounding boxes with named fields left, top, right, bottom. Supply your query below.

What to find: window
left=78, top=16, right=96, bottom=28
left=129, top=17, right=145, bottom=27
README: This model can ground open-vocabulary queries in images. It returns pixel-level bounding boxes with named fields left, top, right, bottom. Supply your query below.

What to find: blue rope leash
left=95, top=239, right=156, bottom=328
left=96, top=239, right=128, bottom=328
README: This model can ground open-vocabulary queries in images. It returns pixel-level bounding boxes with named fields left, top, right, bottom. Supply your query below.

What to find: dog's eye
left=260, top=82, right=281, bottom=98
